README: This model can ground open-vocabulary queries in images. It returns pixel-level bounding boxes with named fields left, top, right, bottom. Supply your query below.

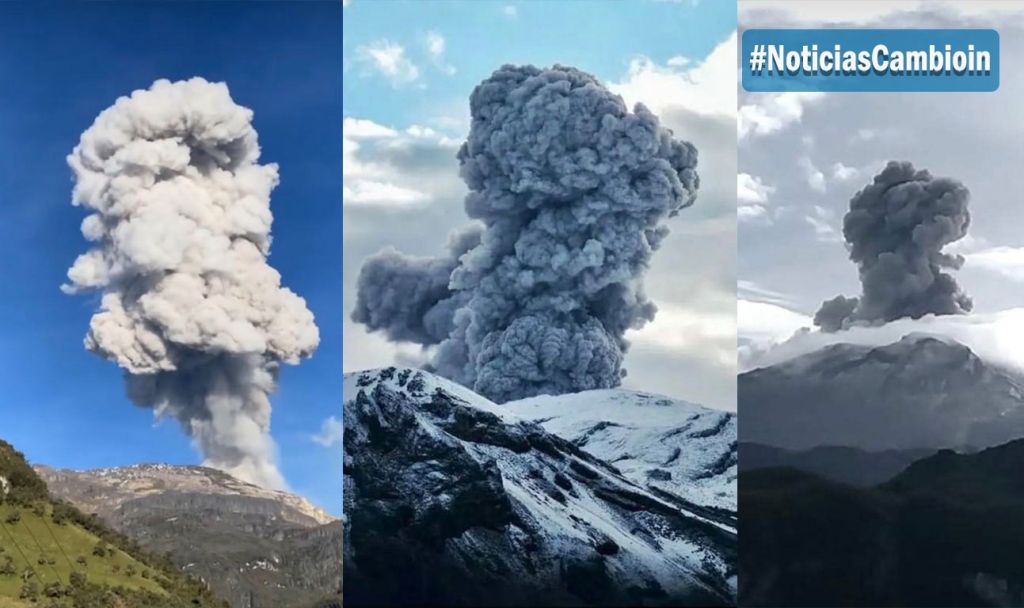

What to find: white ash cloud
left=64, top=78, right=319, bottom=489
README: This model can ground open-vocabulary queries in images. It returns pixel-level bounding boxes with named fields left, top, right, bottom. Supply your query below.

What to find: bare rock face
left=343, top=367, right=737, bottom=607
left=37, top=463, right=341, bottom=608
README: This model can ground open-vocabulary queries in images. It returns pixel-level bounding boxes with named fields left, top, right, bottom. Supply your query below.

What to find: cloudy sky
left=738, top=1, right=1024, bottom=368
left=343, top=0, right=737, bottom=410
left=0, top=2, right=341, bottom=514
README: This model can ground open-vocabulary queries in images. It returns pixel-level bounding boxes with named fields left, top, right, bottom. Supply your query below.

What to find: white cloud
left=804, top=205, right=841, bottom=242
left=798, top=157, right=826, bottom=193
left=425, top=31, right=445, bottom=57
left=750, top=307, right=1024, bottom=377
left=344, top=117, right=398, bottom=139
left=737, top=298, right=813, bottom=371
left=737, top=173, right=774, bottom=222
left=609, top=31, right=736, bottom=120
left=944, top=233, right=990, bottom=255
left=313, top=416, right=343, bottom=447
left=343, top=116, right=458, bottom=209
left=737, top=173, right=773, bottom=204
left=739, top=299, right=811, bottom=338
left=628, top=302, right=735, bottom=369
left=937, top=235, right=1024, bottom=284
left=965, top=246, right=1024, bottom=281
left=502, top=4, right=518, bottom=18
left=355, top=40, right=420, bottom=85
left=738, top=205, right=768, bottom=221
left=856, top=128, right=878, bottom=141
left=936, top=234, right=1024, bottom=285
left=423, top=31, right=456, bottom=75
left=831, top=161, right=860, bottom=181
left=738, top=280, right=797, bottom=307
left=739, top=92, right=825, bottom=139
left=344, top=181, right=431, bottom=208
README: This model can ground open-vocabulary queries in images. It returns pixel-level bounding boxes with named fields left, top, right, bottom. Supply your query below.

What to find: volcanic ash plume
left=814, top=161, right=972, bottom=332
left=64, top=78, right=319, bottom=489
left=353, top=65, right=698, bottom=403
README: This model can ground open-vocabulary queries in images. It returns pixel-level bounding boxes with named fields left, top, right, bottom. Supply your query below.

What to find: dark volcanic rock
left=344, top=368, right=736, bottom=607
left=741, top=439, right=1024, bottom=607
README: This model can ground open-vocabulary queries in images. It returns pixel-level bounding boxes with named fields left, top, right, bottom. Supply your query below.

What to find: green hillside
left=0, top=440, right=227, bottom=608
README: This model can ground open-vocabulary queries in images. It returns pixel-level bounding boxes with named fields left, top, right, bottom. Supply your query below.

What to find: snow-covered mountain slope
left=740, top=334, right=1024, bottom=451
left=504, top=390, right=736, bottom=514
left=344, top=367, right=736, bottom=607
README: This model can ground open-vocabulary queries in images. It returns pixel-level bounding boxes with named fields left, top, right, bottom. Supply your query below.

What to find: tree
left=19, top=580, right=39, bottom=600
left=43, top=581, right=64, bottom=598
left=0, top=556, right=16, bottom=576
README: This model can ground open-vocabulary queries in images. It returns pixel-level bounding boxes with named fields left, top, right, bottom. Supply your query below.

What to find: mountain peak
left=38, top=460, right=342, bottom=607
left=886, top=437, right=1024, bottom=501
left=740, top=335, right=1024, bottom=451
left=344, top=366, right=737, bottom=606
left=36, top=462, right=336, bottom=527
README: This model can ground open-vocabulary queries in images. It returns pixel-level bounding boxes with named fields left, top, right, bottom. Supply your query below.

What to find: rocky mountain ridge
left=37, top=462, right=341, bottom=608
left=504, top=389, right=736, bottom=516
left=344, top=367, right=737, bottom=606
left=36, top=463, right=335, bottom=528
left=741, top=439, right=1024, bottom=606
left=739, top=334, right=1024, bottom=451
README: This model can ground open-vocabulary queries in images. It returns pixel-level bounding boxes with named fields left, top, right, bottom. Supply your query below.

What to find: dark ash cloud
left=353, top=64, right=699, bottom=402
left=815, top=161, right=972, bottom=332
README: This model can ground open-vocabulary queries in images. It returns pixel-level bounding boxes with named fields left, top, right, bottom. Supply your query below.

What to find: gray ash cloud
left=815, top=161, right=972, bottom=332
left=353, top=64, right=698, bottom=402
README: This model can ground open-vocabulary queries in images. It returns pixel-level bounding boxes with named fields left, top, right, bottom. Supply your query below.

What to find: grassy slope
left=0, top=439, right=226, bottom=607
left=0, top=503, right=166, bottom=601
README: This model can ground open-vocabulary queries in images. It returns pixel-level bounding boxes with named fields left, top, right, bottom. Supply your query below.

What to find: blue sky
left=0, top=2, right=341, bottom=514
left=343, top=0, right=739, bottom=410
left=343, top=0, right=735, bottom=127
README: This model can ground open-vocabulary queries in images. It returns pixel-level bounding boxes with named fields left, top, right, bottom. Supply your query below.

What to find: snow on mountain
left=343, top=367, right=737, bottom=606
left=504, top=390, right=736, bottom=514
left=740, top=333, right=1024, bottom=451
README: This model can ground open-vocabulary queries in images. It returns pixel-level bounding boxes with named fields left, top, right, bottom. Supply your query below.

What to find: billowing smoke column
left=64, top=78, right=319, bottom=489
left=814, top=161, right=972, bottom=332
left=353, top=65, right=698, bottom=403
